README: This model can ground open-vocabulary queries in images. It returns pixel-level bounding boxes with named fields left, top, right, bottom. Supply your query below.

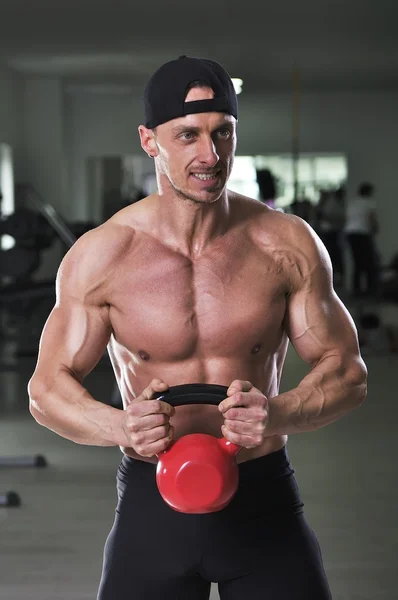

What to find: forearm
left=267, top=355, right=367, bottom=436
left=28, top=371, right=129, bottom=447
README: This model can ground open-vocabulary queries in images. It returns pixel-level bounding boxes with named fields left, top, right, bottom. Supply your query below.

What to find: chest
left=108, top=239, right=287, bottom=358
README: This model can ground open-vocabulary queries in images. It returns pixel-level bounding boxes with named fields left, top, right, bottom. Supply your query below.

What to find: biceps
left=285, top=288, right=359, bottom=365
left=35, top=301, right=112, bottom=382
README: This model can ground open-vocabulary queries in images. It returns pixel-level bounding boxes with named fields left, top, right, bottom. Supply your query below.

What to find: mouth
left=190, top=171, right=221, bottom=185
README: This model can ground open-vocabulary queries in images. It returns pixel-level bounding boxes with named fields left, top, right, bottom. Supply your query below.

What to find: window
left=0, top=144, right=15, bottom=250
left=228, top=154, right=347, bottom=208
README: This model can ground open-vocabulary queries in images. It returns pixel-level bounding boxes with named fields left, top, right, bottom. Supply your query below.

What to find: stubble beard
left=173, top=181, right=225, bottom=205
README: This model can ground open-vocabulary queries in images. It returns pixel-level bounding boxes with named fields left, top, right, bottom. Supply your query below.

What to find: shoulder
left=228, top=190, right=323, bottom=257
left=251, top=208, right=332, bottom=288
left=248, top=201, right=317, bottom=246
left=57, top=221, right=136, bottom=298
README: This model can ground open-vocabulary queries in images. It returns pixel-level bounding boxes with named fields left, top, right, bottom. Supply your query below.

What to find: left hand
left=218, top=380, right=269, bottom=449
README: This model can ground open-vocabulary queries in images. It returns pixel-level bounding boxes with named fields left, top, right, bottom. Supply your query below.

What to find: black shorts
left=97, top=447, right=332, bottom=599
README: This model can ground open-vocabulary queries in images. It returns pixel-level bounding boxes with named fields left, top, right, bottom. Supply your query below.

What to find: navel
left=138, top=349, right=151, bottom=361
left=251, top=343, right=262, bottom=355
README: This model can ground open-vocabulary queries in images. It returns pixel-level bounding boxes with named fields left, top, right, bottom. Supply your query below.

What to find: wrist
left=110, top=407, right=131, bottom=447
left=265, top=395, right=283, bottom=437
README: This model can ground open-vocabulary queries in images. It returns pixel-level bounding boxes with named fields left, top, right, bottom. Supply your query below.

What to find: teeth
left=192, top=173, right=217, bottom=180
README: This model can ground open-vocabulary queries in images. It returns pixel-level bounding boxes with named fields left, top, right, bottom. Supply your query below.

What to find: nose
left=197, top=135, right=219, bottom=167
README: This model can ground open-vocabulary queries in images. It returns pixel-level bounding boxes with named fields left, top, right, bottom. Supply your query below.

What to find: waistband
left=121, top=445, right=292, bottom=482
left=119, top=445, right=303, bottom=516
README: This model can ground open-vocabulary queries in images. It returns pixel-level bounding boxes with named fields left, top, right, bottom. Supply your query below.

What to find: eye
left=217, top=128, right=231, bottom=139
left=180, top=131, right=196, bottom=141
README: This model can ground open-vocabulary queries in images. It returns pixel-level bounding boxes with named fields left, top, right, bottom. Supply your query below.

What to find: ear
left=138, top=125, right=159, bottom=158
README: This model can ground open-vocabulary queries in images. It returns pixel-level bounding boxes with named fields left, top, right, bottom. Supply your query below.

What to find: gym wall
left=1, top=69, right=398, bottom=267
left=0, top=67, right=22, bottom=163
left=67, top=87, right=398, bottom=262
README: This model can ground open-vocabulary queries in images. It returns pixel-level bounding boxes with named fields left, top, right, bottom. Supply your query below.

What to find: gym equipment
left=0, top=184, right=87, bottom=280
left=0, top=491, right=21, bottom=507
left=0, top=185, right=78, bottom=352
left=0, top=187, right=102, bottom=506
left=0, top=245, right=41, bottom=280
left=0, top=186, right=78, bottom=505
left=0, top=207, right=55, bottom=249
left=0, top=454, right=47, bottom=467
left=22, top=184, right=77, bottom=248
left=155, top=384, right=241, bottom=514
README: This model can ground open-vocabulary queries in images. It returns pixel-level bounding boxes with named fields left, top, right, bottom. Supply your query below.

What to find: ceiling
left=1, top=0, right=397, bottom=92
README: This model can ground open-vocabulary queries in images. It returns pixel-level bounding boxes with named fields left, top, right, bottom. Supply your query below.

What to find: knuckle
left=128, top=421, right=140, bottom=433
left=159, top=439, right=170, bottom=451
left=157, top=414, right=167, bottom=426
left=127, top=401, right=139, bottom=413
left=149, top=400, right=161, bottom=412
left=255, top=409, right=266, bottom=422
left=160, top=425, right=169, bottom=437
left=133, top=432, right=144, bottom=445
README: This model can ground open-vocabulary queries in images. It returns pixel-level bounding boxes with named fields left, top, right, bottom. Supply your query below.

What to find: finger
left=143, top=423, right=172, bottom=444
left=133, top=423, right=172, bottom=447
left=139, top=379, right=169, bottom=401
left=136, top=427, right=175, bottom=457
left=221, top=425, right=259, bottom=449
left=224, top=418, right=266, bottom=437
left=127, top=413, right=170, bottom=433
left=227, top=380, right=253, bottom=395
left=219, top=391, right=254, bottom=414
left=222, top=406, right=268, bottom=423
left=131, top=399, right=175, bottom=418
left=220, top=389, right=267, bottom=414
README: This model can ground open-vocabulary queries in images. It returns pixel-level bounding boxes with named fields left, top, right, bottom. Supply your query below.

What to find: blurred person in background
left=345, top=182, right=379, bottom=299
left=316, top=187, right=346, bottom=288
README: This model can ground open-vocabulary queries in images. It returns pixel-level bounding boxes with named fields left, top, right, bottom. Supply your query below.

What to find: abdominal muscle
left=119, top=360, right=288, bottom=465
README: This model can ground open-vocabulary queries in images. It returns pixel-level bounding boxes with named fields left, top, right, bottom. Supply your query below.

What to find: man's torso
left=92, top=193, right=301, bottom=463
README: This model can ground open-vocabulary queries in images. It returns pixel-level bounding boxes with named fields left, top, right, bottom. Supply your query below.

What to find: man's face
left=141, top=87, right=237, bottom=204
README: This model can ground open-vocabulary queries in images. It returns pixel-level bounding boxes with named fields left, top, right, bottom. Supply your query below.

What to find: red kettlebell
left=154, top=384, right=241, bottom=514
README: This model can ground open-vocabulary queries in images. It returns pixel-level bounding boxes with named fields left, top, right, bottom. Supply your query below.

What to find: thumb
left=227, top=387, right=239, bottom=396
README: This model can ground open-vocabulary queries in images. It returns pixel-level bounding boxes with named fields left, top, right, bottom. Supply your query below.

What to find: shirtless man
left=28, top=56, right=367, bottom=600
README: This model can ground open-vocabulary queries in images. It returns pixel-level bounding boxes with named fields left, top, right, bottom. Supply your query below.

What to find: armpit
left=271, top=248, right=308, bottom=294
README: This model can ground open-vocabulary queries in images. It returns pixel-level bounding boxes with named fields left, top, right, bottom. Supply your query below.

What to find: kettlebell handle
left=154, top=383, right=242, bottom=457
left=153, top=383, right=228, bottom=407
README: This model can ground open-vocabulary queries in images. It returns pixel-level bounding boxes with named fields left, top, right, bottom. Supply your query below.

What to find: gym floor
left=0, top=305, right=397, bottom=600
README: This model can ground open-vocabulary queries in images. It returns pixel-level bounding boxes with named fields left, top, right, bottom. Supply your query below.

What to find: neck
left=152, top=184, right=230, bottom=257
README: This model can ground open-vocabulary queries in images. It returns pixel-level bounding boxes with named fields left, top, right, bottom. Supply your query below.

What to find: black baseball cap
left=143, top=55, right=238, bottom=129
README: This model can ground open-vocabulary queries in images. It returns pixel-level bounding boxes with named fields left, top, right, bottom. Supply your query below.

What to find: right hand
left=123, top=379, right=175, bottom=457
